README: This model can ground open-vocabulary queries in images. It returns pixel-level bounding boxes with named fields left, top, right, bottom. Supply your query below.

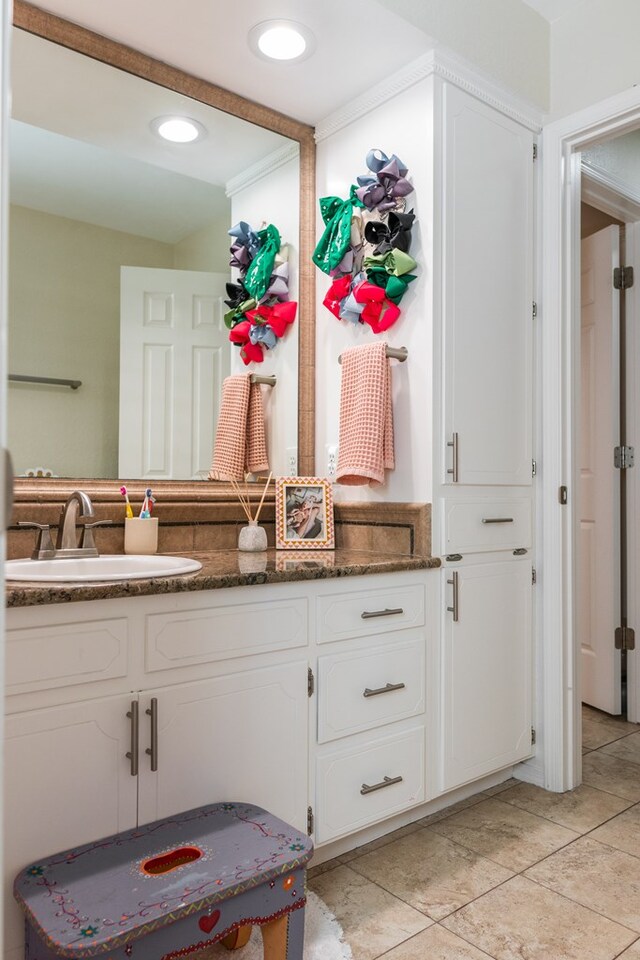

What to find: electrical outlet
left=286, top=447, right=297, bottom=476
left=326, top=444, right=338, bottom=479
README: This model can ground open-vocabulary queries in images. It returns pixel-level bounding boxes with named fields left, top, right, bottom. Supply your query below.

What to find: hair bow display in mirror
left=226, top=220, right=297, bottom=364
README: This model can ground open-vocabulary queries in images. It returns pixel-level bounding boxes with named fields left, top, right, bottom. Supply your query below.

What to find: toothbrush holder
left=238, top=520, right=268, bottom=552
left=124, top=517, right=159, bottom=555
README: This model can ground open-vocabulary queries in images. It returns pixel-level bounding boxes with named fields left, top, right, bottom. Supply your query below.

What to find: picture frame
left=275, top=477, right=335, bottom=550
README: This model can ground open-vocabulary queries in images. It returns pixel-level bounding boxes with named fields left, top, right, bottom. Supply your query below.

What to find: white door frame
left=541, top=85, right=640, bottom=792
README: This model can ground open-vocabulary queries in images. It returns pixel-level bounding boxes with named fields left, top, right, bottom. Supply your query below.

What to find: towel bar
left=250, top=374, right=276, bottom=386
left=338, top=345, right=408, bottom=364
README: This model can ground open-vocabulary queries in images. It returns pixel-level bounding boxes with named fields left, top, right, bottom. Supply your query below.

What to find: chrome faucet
left=18, top=490, right=110, bottom=560
left=56, top=490, right=96, bottom=551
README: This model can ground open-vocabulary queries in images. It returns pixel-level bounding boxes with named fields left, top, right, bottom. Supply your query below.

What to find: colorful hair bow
left=312, top=186, right=363, bottom=275
left=356, top=150, right=413, bottom=212
left=364, top=210, right=415, bottom=256
left=226, top=220, right=297, bottom=362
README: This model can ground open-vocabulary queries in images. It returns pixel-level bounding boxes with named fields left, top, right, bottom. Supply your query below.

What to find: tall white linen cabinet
left=431, top=77, right=537, bottom=791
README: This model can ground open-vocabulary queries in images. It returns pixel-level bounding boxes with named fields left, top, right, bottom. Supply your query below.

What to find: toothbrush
left=120, top=485, right=134, bottom=519
left=140, top=488, right=152, bottom=519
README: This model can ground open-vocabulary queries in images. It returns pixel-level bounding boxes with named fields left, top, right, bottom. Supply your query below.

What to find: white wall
left=582, top=130, right=640, bottom=194
left=229, top=155, right=300, bottom=477
left=315, top=78, right=433, bottom=503
left=550, top=0, right=640, bottom=120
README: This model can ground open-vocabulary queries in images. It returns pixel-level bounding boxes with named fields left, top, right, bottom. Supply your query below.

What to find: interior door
left=579, top=225, right=621, bottom=714
left=119, top=267, right=230, bottom=480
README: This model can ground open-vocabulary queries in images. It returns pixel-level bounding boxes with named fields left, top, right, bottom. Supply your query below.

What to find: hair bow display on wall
left=312, top=149, right=417, bottom=334
left=225, top=220, right=297, bottom=365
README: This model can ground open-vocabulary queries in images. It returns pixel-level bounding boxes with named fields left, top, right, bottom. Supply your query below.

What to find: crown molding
left=225, top=142, right=300, bottom=198
left=315, top=47, right=543, bottom=143
left=581, top=160, right=640, bottom=223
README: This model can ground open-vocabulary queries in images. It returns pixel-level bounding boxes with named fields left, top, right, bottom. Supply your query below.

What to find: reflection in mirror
left=8, top=27, right=301, bottom=481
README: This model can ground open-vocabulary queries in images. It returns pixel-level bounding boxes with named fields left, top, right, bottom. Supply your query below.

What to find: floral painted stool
left=13, top=802, right=314, bottom=960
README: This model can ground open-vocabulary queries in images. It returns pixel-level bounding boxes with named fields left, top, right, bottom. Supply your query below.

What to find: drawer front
left=317, top=635, right=425, bottom=743
left=315, top=726, right=425, bottom=843
left=145, top=597, right=308, bottom=672
left=444, top=499, right=531, bottom=554
left=6, top=618, right=128, bottom=697
left=317, top=584, right=424, bottom=644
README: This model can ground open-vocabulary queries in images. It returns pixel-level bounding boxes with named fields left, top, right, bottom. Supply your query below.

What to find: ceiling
left=520, top=0, right=587, bottom=22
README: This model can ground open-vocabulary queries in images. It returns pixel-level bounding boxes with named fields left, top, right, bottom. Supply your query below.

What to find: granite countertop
left=6, top=548, right=441, bottom=608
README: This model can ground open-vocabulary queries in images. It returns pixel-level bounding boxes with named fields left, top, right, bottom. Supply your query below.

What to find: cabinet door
left=137, top=661, right=308, bottom=835
left=4, top=695, right=138, bottom=960
left=441, top=560, right=532, bottom=790
left=442, top=83, right=533, bottom=485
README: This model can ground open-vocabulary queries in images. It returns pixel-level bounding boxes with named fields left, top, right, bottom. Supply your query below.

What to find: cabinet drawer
left=317, top=636, right=425, bottom=743
left=315, top=726, right=425, bottom=843
left=145, top=597, right=307, bottom=672
left=317, top=584, right=424, bottom=644
left=444, top=499, right=531, bottom=554
left=6, top=618, right=128, bottom=697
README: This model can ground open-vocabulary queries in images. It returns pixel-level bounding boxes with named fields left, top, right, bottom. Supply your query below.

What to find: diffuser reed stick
left=254, top=472, right=272, bottom=524
left=230, top=473, right=272, bottom=523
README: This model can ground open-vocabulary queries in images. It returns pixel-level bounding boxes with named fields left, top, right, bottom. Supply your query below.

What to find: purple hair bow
left=356, top=149, right=414, bottom=212
left=228, top=221, right=260, bottom=267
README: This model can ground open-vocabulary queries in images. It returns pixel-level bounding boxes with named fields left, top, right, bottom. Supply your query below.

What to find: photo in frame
left=275, top=477, right=335, bottom=550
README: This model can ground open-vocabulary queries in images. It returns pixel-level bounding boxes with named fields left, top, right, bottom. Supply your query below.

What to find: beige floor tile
left=443, top=875, right=636, bottom=960
left=498, top=780, right=632, bottom=832
left=590, top=804, right=640, bottom=858
left=582, top=705, right=638, bottom=734
left=525, top=836, right=640, bottom=932
left=309, top=864, right=431, bottom=960
left=618, top=940, right=640, bottom=957
left=348, top=827, right=513, bottom=921
left=481, top=777, right=519, bottom=797
left=582, top=750, right=640, bottom=800
left=418, top=794, right=486, bottom=827
left=339, top=822, right=423, bottom=864
left=582, top=717, right=632, bottom=750
left=427, top=797, right=578, bottom=871
left=601, top=731, right=640, bottom=766
left=307, top=856, right=341, bottom=880
left=382, top=924, right=496, bottom=959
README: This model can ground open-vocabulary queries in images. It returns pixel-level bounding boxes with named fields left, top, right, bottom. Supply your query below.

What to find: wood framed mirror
left=10, top=0, right=315, bottom=507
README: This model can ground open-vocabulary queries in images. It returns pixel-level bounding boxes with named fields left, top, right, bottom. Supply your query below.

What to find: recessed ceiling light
left=248, top=20, right=315, bottom=63
left=150, top=116, right=207, bottom=143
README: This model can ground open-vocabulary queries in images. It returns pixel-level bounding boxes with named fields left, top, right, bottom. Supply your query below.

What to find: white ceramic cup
left=124, top=517, right=159, bottom=555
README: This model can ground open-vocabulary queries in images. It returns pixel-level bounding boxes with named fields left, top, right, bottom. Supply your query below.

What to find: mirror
left=9, top=2, right=315, bottom=496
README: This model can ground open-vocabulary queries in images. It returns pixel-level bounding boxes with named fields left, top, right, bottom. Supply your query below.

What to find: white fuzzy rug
left=208, top=891, right=352, bottom=959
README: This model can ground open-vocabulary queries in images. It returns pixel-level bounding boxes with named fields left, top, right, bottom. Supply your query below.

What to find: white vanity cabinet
left=440, top=556, right=533, bottom=791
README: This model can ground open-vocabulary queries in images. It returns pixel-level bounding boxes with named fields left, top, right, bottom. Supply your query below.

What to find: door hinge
left=614, top=445, right=635, bottom=469
left=532, top=301, right=537, bottom=319
left=559, top=485, right=568, bottom=504
left=532, top=567, right=537, bottom=584
left=614, top=265, right=635, bottom=289
left=533, top=143, right=538, bottom=161
left=532, top=459, right=537, bottom=477
left=615, top=626, right=636, bottom=651
left=307, top=805, right=314, bottom=835
left=531, top=726, right=537, bottom=745
left=307, top=667, right=315, bottom=697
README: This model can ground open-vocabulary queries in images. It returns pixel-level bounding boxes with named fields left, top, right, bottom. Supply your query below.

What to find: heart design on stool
left=198, top=910, right=221, bottom=934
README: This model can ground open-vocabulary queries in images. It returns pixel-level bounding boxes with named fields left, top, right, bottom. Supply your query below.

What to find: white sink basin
left=5, top=555, right=203, bottom=583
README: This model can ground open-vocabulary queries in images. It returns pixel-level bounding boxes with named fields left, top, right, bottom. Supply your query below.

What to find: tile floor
left=309, top=705, right=640, bottom=959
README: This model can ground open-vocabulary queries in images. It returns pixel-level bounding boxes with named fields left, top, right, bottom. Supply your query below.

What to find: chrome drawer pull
left=361, top=774, right=403, bottom=795
left=363, top=682, right=406, bottom=698
left=447, top=431, right=459, bottom=482
left=361, top=607, right=404, bottom=620
left=126, top=700, right=139, bottom=777
left=447, top=571, right=459, bottom=622
left=481, top=517, right=514, bottom=524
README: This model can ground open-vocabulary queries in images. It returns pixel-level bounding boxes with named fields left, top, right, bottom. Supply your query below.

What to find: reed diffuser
left=231, top=472, right=271, bottom=552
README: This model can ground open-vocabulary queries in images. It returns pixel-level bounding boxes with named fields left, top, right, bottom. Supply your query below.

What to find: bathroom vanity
left=4, top=549, right=535, bottom=960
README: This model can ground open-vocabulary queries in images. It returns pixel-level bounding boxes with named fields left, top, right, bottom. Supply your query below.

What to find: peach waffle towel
left=336, top=341, right=395, bottom=486
left=209, top=374, right=269, bottom=481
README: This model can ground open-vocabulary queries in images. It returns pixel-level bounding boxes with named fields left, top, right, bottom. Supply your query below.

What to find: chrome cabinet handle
left=361, top=775, right=403, bottom=795
left=447, top=571, right=459, bottom=622
left=447, top=432, right=459, bottom=482
left=145, top=697, right=158, bottom=772
left=481, top=517, right=514, bottom=524
left=126, top=700, right=139, bottom=777
left=363, top=682, right=406, bottom=698
left=3, top=448, right=14, bottom=529
left=361, top=607, right=404, bottom=620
